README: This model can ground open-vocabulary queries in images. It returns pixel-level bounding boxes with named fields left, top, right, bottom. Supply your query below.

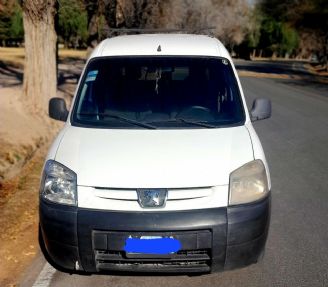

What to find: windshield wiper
left=77, top=112, right=157, bottom=129
left=148, top=118, right=217, bottom=128
left=175, top=118, right=217, bottom=128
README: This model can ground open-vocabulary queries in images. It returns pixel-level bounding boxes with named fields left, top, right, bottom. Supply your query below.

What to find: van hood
left=55, top=126, right=254, bottom=188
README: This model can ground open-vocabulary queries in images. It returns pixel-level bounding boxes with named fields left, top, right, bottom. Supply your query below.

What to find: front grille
left=95, top=249, right=211, bottom=272
left=93, top=230, right=212, bottom=272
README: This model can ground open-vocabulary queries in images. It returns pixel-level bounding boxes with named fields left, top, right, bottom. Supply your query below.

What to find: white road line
left=32, top=263, right=57, bottom=287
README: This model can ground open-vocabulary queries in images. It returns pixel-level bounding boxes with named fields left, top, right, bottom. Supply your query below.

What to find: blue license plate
left=124, top=236, right=181, bottom=255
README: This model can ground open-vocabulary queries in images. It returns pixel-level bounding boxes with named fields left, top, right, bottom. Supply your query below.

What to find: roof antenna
left=157, top=45, right=161, bottom=52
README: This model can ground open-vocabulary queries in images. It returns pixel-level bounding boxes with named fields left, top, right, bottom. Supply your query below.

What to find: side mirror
left=49, top=98, right=68, bottom=122
left=250, top=98, right=271, bottom=121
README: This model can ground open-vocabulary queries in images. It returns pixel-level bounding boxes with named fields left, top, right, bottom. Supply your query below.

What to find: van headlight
left=40, top=160, right=77, bottom=206
left=229, top=160, right=268, bottom=205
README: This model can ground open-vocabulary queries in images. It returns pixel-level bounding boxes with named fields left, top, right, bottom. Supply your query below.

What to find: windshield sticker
left=86, top=70, right=98, bottom=82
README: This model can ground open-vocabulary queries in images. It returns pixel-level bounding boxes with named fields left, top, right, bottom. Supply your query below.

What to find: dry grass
left=237, top=70, right=293, bottom=79
left=0, top=47, right=25, bottom=67
left=238, top=69, right=328, bottom=84
left=58, top=48, right=87, bottom=60
left=0, top=146, right=47, bottom=287
left=0, top=47, right=87, bottom=68
left=304, top=63, right=328, bottom=77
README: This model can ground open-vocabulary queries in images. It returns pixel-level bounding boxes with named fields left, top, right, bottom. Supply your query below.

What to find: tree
left=280, top=24, right=298, bottom=57
left=22, top=0, right=57, bottom=114
left=0, top=0, right=23, bottom=46
left=58, top=0, right=88, bottom=48
left=116, top=0, right=163, bottom=29
left=9, top=4, right=23, bottom=40
left=84, top=0, right=117, bottom=48
left=0, top=2, right=12, bottom=45
left=79, top=0, right=251, bottom=52
left=257, top=17, right=282, bottom=56
left=259, top=0, right=328, bottom=62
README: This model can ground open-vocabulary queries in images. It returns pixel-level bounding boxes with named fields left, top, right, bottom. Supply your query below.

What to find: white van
left=40, top=34, right=271, bottom=274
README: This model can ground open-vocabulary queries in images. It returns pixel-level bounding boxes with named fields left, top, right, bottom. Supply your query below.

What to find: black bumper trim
left=39, top=194, right=270, bottom=273
left=225, top=231, right=268, bottom=270
left=227, top=196, right=271, bottom=245
left=39, top=199, right=79, bottom=271
left=78, top=207, right=227, bottom=272
left=96, top=262, right=211, bottom=273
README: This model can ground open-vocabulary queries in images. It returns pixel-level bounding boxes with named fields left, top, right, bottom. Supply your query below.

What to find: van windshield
left=72, top=57, right=245, bottom=129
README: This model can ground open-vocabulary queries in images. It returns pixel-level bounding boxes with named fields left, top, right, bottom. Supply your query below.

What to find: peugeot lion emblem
left=137, top=189, right=167, bottom=208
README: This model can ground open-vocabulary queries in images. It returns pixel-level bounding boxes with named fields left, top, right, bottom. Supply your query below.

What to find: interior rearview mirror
left=250, top=98, right=271, bottom=121
left=49, top=98, right=68, bottom=122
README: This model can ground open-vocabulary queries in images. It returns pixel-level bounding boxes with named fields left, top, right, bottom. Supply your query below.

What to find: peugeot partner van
left=40, top=34, right=271, bottom=274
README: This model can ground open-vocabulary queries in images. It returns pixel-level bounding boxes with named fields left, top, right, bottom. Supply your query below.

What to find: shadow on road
left=271, top=78, right=328, bottom=97
left=234, top=60, right=310, bottom=76
left=0, top=60, right=23, bottom=87
left=0, top=57, right=85, bottom=94
left=236, top=59, right=328, bottom=92
left=57, top=57, right=85, bottom=86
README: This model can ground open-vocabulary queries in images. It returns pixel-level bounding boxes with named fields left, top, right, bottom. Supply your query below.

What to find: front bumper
left=39, top=194, right=270, bottom=273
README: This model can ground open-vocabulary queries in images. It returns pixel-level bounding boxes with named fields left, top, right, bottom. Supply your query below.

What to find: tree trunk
left=22, top=0, right=57, bottom=115
left=252, top=49, right=256, bottom=58
left=259, top=49, right=263, bottom=58
left=325, top=34, right=328, bottom=72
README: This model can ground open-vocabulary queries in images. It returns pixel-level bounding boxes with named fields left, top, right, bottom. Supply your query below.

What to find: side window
left=218, top=67, right=242, bottom=116
left=77, top=70, right=99, bottom=115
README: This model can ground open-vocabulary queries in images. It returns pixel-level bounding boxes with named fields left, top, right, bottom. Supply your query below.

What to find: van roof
left=89, top=34, right=230, bottom=59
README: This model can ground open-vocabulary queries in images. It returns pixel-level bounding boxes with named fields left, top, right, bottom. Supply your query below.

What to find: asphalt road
left=21, top=60, right=328, bottom=287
